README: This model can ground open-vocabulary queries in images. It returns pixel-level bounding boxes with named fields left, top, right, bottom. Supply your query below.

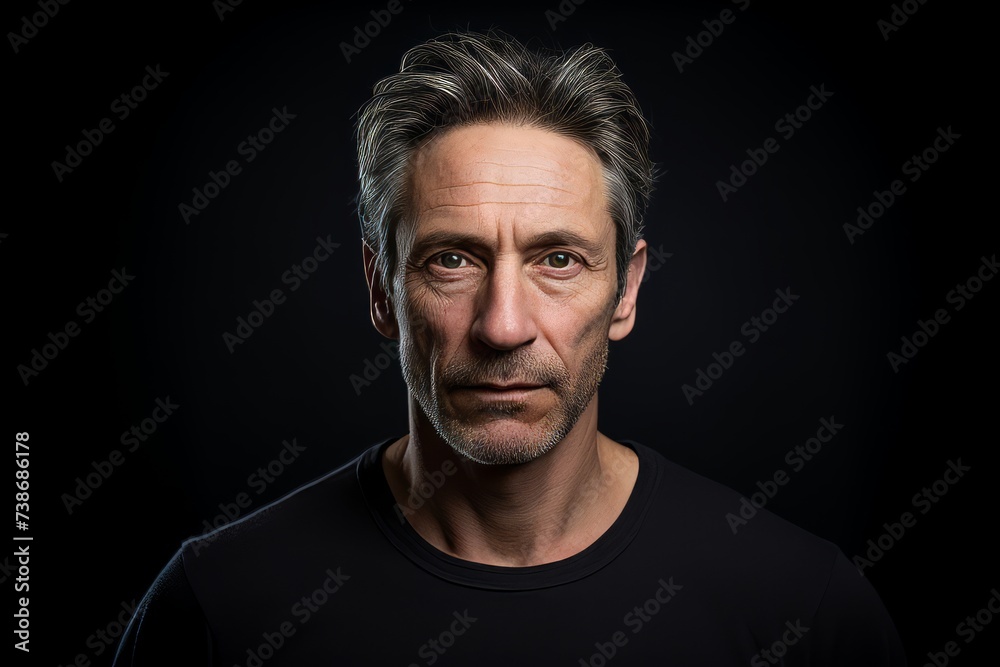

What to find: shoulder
left=627, top=444, right=864, bottom=609
left=115, top=442, right=386, bottom=665
left=180, top=443, right=376, bottom=565
left=630, top=439, right=838, bottom=556
left=627, top=442, right=905, bottom=663
left=112, top=550, right=212, bottom=666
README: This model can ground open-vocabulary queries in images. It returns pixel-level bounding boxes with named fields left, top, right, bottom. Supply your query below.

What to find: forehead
left=408, top=124, right=609, bottom=227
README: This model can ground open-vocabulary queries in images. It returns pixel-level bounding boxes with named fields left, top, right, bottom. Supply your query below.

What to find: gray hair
left=355, top=30, right=655, bottom=304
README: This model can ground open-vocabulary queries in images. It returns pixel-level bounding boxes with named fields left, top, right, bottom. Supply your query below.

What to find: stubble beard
left=399, top=322, right=610, bottom=466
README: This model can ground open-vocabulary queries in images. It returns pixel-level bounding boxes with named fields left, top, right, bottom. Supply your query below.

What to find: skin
left=362, top=123, right=647, bottom=566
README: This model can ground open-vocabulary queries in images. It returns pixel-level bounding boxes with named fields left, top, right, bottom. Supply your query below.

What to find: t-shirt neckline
left=356, top=435, right=659, bottom=591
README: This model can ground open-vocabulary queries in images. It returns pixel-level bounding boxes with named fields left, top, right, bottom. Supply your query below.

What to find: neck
left=381, top=396, right=638, bottom=567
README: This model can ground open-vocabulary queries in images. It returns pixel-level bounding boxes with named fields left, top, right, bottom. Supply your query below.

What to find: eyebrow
left=407, top=229, right=609, bottom=261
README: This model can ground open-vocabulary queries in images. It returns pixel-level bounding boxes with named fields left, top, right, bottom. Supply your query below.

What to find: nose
left=469, top=259, right=538, bottom=351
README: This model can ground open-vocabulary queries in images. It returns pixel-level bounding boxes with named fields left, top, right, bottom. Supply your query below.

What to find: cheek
left=533, top=309, right=607, bottom=377
left=585, top=297, right=617, bottom=344
left=401, top=295, right=467, bottom=358
left=552, top=292, right=616, bottom=351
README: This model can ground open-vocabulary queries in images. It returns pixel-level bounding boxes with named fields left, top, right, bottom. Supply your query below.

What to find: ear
left=609, top=239, right=647, bottom=342
left=362, top=243, right=398, bottom=339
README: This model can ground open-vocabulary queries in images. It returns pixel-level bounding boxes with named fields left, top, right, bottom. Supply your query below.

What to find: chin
left=436, top=415, right=571, bottom=466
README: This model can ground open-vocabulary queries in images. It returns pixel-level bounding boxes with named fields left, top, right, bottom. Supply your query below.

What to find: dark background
left=6, top=0, right=996, bottom=664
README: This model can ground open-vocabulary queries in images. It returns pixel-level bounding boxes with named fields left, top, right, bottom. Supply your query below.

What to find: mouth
left=456, top=383, right=547, bottom=396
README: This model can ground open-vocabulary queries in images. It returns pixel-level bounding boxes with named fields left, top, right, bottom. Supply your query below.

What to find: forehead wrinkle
left=422, top=201, right=577, bottom=212
left=427, top=157, right=588, bottom=185
left=406, top=124, right=611, bottom=255
left=421, top=178, right=591, bottom=212
left=411, top=125, right=602, bottom=191
left=420, top=140, right=595, bottom=182
left=475, top=161, right=560, bottom=175
left=429, top=182, right=577, bottom=195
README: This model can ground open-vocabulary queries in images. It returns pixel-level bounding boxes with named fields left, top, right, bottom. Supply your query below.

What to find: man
left=114, top=31, right=906, bottom=665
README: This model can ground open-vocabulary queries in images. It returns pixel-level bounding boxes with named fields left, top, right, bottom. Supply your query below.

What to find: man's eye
left=542, top=252, right=576, bottom=269
left=432, top=252, right=577, bottom=270
left=435, top=252, right=470, bottom=269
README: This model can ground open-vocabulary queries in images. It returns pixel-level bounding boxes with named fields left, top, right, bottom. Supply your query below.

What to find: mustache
left=442, top=352, right=570, bottom=388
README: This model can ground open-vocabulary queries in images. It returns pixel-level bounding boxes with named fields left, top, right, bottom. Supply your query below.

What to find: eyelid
left=540, top=250, right=581, bottom=268
left=432, top=251, right=475, bottom=269
left=429, top=249, right=582, bottom=270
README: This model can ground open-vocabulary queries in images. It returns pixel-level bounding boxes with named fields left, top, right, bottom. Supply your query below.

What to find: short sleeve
left=112, top=549, right=214, bottom=666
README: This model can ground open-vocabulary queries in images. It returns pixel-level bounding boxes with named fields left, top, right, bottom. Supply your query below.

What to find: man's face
left=393, top=124, right=624, bottom=465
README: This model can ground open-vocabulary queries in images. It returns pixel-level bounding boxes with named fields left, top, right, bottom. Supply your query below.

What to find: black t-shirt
left=113, top=437, right=906, bottom=666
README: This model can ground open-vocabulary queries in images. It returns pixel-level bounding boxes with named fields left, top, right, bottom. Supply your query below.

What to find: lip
left=472, top=384, right=544, bottom=390
left=456, top=384, right=547, bottom=396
